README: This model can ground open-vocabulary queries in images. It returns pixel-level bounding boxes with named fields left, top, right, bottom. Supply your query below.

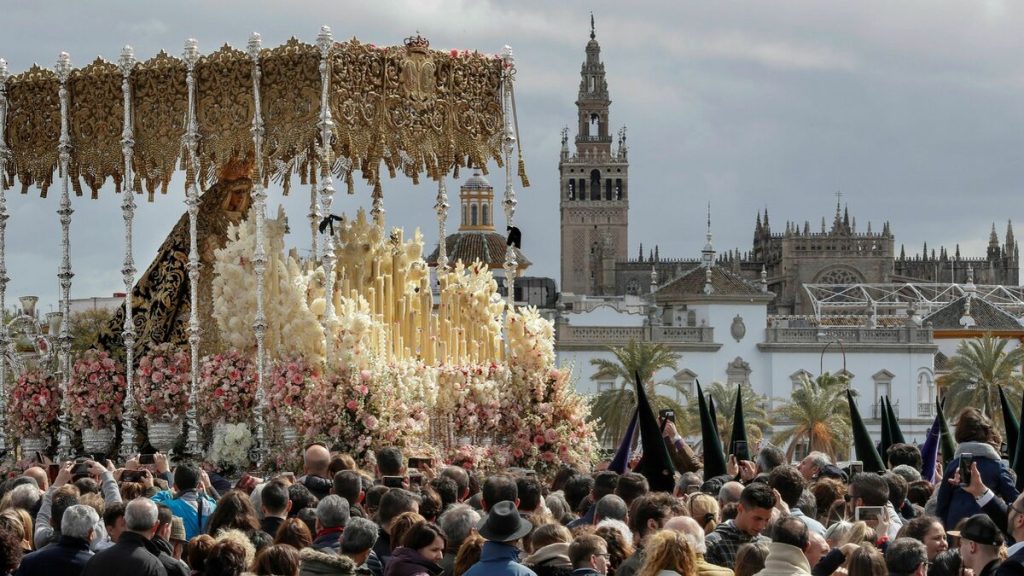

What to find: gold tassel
left=518, top=157, right=529, bottom=188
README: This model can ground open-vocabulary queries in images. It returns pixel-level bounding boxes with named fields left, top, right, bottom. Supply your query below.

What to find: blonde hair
left=636, top=530, right=696, bottom=576
left=688, top=493, right=720, bottom=535
left=839, top=521, right=876, bottom=546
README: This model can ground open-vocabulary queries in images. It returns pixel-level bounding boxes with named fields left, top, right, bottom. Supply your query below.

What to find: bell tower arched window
left=590, top=170, right=601, bottom=197
left=482, top=204, right=489, bottom=226
left=471, top=204, right=478, bottom=226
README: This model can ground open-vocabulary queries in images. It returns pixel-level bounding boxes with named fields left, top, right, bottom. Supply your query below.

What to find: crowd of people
left=0, top=406, right=1019, bottom=576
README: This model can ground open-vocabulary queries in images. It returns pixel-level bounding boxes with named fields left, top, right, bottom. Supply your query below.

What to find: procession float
left=0, top=28, right=598, bottom=476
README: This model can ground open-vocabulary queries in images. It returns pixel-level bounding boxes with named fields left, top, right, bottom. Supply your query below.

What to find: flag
left=697, top=381, right=728, bottom=479
left=729, top=383, right=750, bottom=461
left=885, top=396, right=906, bottom=445
left=848, top=389, right=885, bottom=472
left=633, top=372, right=676, bottom=492
left=608, top=408, right=638, bottom=474
left=999, top=386, right=1019, bottom=462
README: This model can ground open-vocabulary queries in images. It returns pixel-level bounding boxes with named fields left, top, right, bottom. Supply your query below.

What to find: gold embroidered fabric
left=1, top=35, right=517, bottom=198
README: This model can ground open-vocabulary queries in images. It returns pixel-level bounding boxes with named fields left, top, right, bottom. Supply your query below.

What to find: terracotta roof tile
left=426, top=232, right=530, bottom=270
left=923, top=295, right=1022, bottom=330
left=654, top=265, right=766, bottom=302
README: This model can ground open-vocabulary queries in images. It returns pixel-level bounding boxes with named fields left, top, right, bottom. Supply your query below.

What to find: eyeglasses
left=594, top=553, right=611, bottom=559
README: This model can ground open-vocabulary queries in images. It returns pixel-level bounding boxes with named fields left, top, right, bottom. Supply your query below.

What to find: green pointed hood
left=697, top=381, right=727, bottom=478
left=728, top=384, right=750, bottom=460
left=848, top=389, right=885, bottom=473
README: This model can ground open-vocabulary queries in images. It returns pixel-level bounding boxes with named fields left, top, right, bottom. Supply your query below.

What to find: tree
left=69, top=308, right=116, bottom=356
left=589, top=340, right=686, bottom=446
left=684, top=381, right=770, bottom=442
left=772, top=372, right=853, bottom=461
left=942, top=334, right=1024, bottom=429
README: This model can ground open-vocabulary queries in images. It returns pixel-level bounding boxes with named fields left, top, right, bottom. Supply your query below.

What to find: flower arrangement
left=197, top=349, right=258, bottom=426
left=208, top=422, right=253, bottom=470
left=266, top=355, right=321, bottom=426
left=332, top=296, right=378, bottom=372
left=436, top=363, right=507, bottom=442
left=135, top=343, right=191, bottom=422
left=68, top=349, right=126, bottom=430
left=506, top=306, right=556, bottom=373
left=8, top=368, right=60, bottom=437
left=302, top=370, right=377, bottom=458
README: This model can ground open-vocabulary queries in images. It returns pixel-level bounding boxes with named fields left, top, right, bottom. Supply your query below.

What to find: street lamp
left=818, top=332, right=847, bottom=376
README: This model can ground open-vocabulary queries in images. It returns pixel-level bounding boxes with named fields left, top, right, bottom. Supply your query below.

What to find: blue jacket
left=463, top=542, right=537, bottom=576
left=936, top=442, right=1019, bottom=529
left=150, top=490, right=218, bottom=540
left=14, top=535, right=93, bottom=576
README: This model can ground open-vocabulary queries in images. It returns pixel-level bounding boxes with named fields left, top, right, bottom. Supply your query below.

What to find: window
left=580, top=179, right=586, bottom=200
left=873, top=370, right=894, bottom=419
left=917, top=369, right=935, bottom=416
left=605, top=178, right=613, bottom=200
left=481, top=204, right=488, bottom=226
left=673, top=369, right=698, bottom=403
left=590, top=112, right=599, bottom=133
left=462, top=205, right=467, bottom=225
left=591, top=169, right=601, bottom=196
left=471, top=204, right=478, bottom=226
left=596, top=379, right=613, bottom=394
left=567, top=181, right=575, bottom=200
left=726, top=357, right=751, bottom=387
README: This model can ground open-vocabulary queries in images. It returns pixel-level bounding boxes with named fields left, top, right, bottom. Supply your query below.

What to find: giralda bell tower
left=559, top=16, right=629, bottom=296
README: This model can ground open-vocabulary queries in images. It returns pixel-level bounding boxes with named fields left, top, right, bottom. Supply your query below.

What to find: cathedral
left=559, top=25, right=1019, bottom=315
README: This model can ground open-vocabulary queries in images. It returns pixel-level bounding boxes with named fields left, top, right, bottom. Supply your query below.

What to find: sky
left=1, top=0, right=1023, bottom=311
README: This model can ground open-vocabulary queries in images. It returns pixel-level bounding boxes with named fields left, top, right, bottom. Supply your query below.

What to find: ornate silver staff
left=118, top=46, right=140, bottom=460
left=316, top=26, right=337, bottom=370
left=248, top=32, right=268, bottom=468
left=434, top=178, right=449, bottom=271
left=500, top=46, right=519, bottom=309
left=55, top=52, right=75, bottom=462
left=181, top=39, right=203, bottom=459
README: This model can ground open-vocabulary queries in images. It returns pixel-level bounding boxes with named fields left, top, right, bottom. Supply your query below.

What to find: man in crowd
left=300, top=514, right=377, bottom=576
left=299, top=444, right=333, bottom=500
left=996, top=491, right=1024, bottom=575
left=566, top=533, right=609, bottom=576
left=82, top=498, right=168, bottom=576
left=568, top=471, right=618, bottom=528
left=439, top=466, right=471, bottom=503
left=438, top=504, right=480, bottom=576
left=463, top=500, right=536, bottom=576
left=616, top=492, right=677, bottom=576
left=151, top=505, right=189, bottom=576
left=481, top=475, right=519, bottom=513
left=884, top=538, right=929, bottom=576
left=797, top=452, right=831, bottom=482
left=372, top=488, right=419, bottom=570
left=311, top=495, right=350, bottom=552
left=769, top=465, right=825, bottom=536
left=333, top=470, right=366, bottom=518
left=15, top=504, right=97, bottom=575
left=151, top=462, right=217, bottom=540
left=846, top=471, right=902, bottom=539
left=593, top=495, right=627, bottom=525
left=375, top=447, right=405, bottom=482
left=955, top=514, right=1003, bottom=576
left=705, top=482, right=773, bottom=569
left=259, top=480, right=292, bottom=537
left=718, top=481, right=744, bottom=511
left=756, top=516, right=812, bottom=576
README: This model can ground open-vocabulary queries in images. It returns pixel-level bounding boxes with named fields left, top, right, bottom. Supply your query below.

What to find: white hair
left=596, top=518, right=632, bottom=546
left=62, top=505, right=100, bottom=540
left=124, top=498, right=158, bottom=532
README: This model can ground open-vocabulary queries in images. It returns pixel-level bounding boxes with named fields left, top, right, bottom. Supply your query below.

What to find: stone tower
left=559, top=17, right=629, bottom=296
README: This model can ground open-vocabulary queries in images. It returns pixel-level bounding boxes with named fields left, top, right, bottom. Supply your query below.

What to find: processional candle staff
left=118, top=45, right=140, bottom=460
left=0, top=58, right=10, bottom=457
left=248, top=32, right=268, bottom=468
left=55, top=52, right=75, bottom=462
left=316, top=26, right=337, bottom=370
left=182, top=39, right=203, bottom=459
left=500, top=46, right=518, bottom=311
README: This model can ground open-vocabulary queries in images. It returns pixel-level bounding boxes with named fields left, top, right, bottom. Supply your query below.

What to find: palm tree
left=772, top=372, right=852, bottom=461
left=683, top=381, right=770, bottom=442
left=589, top=340, right=686, bottom=446
left=942, top=334, right=1024, bottom=429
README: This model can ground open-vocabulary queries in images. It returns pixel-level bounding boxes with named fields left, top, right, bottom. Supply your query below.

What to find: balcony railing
left=871, top=402, right=900, bottom=419
left=557, top=324, right=715, bottom=346
left=763, top=326, right=933, bottom=345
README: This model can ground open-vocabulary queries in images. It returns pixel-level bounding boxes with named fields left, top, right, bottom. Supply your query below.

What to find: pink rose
left=540, top=451, right=556, bottom=462
left=151, top=371, right=164, bottom=383
left=533, top=434, right=546, bottom=446
left=346, top=400, right=359, bottom=411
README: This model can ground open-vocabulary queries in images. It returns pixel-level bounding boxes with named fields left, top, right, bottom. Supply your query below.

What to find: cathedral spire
left=1006, top=220, right=1015, bottom=253
left=988, top=223, right=1001, bottom=260
left=590, top=11, right=595, bottom=40
left=702, top=203, right=716, bottom=269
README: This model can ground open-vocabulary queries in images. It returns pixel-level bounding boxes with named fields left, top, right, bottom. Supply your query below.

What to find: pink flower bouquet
left=8, top=368, right=60, bottom=437
left=68, top=349, right=126, bottom=430
left=266, top=356, right=321, bottom=425
left=197, top=349, right=257, bottom=426
left=135, top=343, right=191, bottom=422
left=302, top=370, right=376, bottom=458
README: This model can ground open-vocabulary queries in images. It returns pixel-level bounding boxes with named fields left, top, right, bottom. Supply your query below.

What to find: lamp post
left=818, top=332, right=847, bottom=376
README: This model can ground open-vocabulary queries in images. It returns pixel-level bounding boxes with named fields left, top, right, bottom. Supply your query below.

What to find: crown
left=404, top=33, right=430, bottom=53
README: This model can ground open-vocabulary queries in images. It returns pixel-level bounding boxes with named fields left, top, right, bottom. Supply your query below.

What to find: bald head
left=806, top=531, right=829, bottom=567
left=22, top=467, right=47, bottom=491
left=304, top=445, right=331, bottom=477
left=665, top=515, right=706, bottom=554
left=718, top=481, right=744, bottom=507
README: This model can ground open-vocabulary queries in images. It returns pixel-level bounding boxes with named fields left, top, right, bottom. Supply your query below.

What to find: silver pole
left=316, top=26, right=336, bottom=370
left=500, top=46, right=518, bottom=310
left=248, top=32, right=267, bottom=468
left=181, top=39, right=203, bottom=459
left=118, top=46, right=139, bottom=460
left=54, top=52, right=74, bottom=461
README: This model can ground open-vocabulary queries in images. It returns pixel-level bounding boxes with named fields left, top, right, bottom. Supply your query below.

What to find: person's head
left=798, top=452, right=831, bottom=481
left=846, top=543, right=887, bottom=576
left=0, top=509, right=27, bottom=551
left=205, top=537, right=250, bottom=576
left=378, top=488, right=419, bottom=529
left=733, top=541, right=769, bottom=576
left=885, top=537, right=929, bottom=576
left=886, top=443, right=923, bottom=471
left=545, top=492, right=574, bottom=524
left=614, top=472, right=649, bottom=506
left=594, top=494, right=627, bottom=524
left=531, top=522, right=572, bottom=550
left=453, top=533, right=485, bottom=576
left=6, top=484, right=39, bottom=512
left=735, top=482, right=774, bottom=537
left=476, top=500, right=532, bottom=545
left=568, top=533, right=609, bottom=574
left=929, top=549, right=962, bottom=576
left=955, top=407, right=1000, bottom=445
left=438, top=504, right=480, bottom=550
left=848, top=472, right=889, bottom=508
left=664, top=515, right=706, bottom=555
left=592, top=470, right=620, bottom=500
left=768, top=465, right=805, bottom=508
left=687, top=492, right=719, bottom=535
left=629, top=492, right=676, bottom=540
left=564, top=475, right=595, bottom=514
left=315, top=494, right=350, bottom=530
left=637, top=529, right=695, bottom=576
left=418, top=485, right=443, bottom=523
left=50, top=492, right=79, bottom=531
left=261, top=480, right=292, bottom=518
left=430, top=476, right=458, bottom=510
left=103, top=501, right=126, bottom=542
left=124, top=497, right=160, bottom=537
left=390, top=511, right=426, bottom=552
left=805, top=531, right=828, bottom=568
left=481, top=475, right=519, bottom=512
left=401, top=521, right=446, bottom=564
left=188, top=534, right=216, bottom=574
left=770, top=515, right=809, bottom=551
left=1008, top=492, right=1024, bottom=544
left=61, top=504, right=99, bottom=542
left=675, top=472, right=702, bottom=496
left=0, top=527, right=22, bottom=576
left=375, top=446, right=404, bottom=477
left=898, top=516, right=947, bottom=562
left=515, top=476, right=542, bottom=513
left=882, top=471, right=909, bottom=510
left=328, top=453, right=357, bottom=475
left=21, top=467, right=48, bottom=491
left=756, top=444, right=785, bottom=474
left=340, top=516, right=378, bottom=565
left=304, top=443, right=331, bottom=477
left=594, top=522, right=634, bottom=573
left=287, top=482, right=318, bottom=515
left=439, top=466, right=470, bottom=502
left=252, top=544, right=300, bottom=576
left=718, top=481, right=744, bottom=508
left=273, top=517, right=312, bottom=549
left=906, top=480, right=933, bottom=509
left=891, top=464, right=922, bottom=485
left=155, top=504, right=174, bottom=542
left=207, top=491, right=261, bottom=535
left=173, top=462, right=201, bottom=493
left=954, top=514, right=1003, bottom=573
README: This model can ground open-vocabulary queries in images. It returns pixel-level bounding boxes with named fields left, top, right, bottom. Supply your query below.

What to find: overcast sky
left=2, top=0, right=1023, bottom=311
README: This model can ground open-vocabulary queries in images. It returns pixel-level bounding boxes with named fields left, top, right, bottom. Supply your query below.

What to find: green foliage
left=588, top=340, right=685, bottom=446
left=942, top=334, right=1024, bottom=432
left=683, top=381, right=769, bottom=442
left=772, top=372, right=853, bottom=461
left=69, top=308, right=116, bottom=356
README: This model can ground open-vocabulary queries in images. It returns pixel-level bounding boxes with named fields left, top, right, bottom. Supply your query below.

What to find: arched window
left=567, top=180, right=575, bottom=200
left=590, top=113, right=599, bottom=135
left=471, top=204, right=478, bottom=226
left=588, top=76, right=595, bottom=93
left=590, top=170, right=601, bottom=197
left=605, top=178, right=613, bottom=200
left=482, top=204, right=489, bottom=226
left=462, top=205, right=467, bottom=225
left=579, top=179, right=587, bottom=200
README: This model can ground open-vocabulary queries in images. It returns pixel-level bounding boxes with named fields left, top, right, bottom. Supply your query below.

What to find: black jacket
left=14, top=535, right=93, bottom=576
left=81, top=531, right=168, bottom=576
left=995, top=547, right=1024, bottom=576
left=152, top=536, right=189, bottom=576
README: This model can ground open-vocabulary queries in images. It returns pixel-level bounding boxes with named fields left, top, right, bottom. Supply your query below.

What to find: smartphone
left=382, top=475, right=406, bottom=488
left=732, top=440, right=750, bottom=462
left=46, top=464, right=60, bottom=484
left=139, top=454, right=155, bottom=465
left=122, top=470, right=145, bottom=483
left=71, top=462, right=90, bottom=478
left=408, top=457, right=432, bottom=470
left=849, top=461, right=863, bottom=481
left=659, top=409, right=676, bottom=423
left=854, top=506, right=886, bottom=523
left=959, top=453, right=973, bottom=487
left=408, top=473, right=424, bottom=486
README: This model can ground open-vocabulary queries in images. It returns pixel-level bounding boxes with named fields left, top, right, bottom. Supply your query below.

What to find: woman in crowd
left=274, top=518, right=313, bottom=550
left=636, top=529, right=696, bottom=576
left=252, top=544, right=301, bottom=576
left=452, top=533, right=484, bottom=576
left=385, top=521, right=446, bottom=576
left=733, top=541, right=769, bottom=576
left=686, top=493, right=719, bottom=536
left=594, top=523, right=634, bottom=575
left=844, top=544, right=886, bottom=576
left=897, top=516, right=948, bottom=564
left=205, top=491, right=263, bottom=544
